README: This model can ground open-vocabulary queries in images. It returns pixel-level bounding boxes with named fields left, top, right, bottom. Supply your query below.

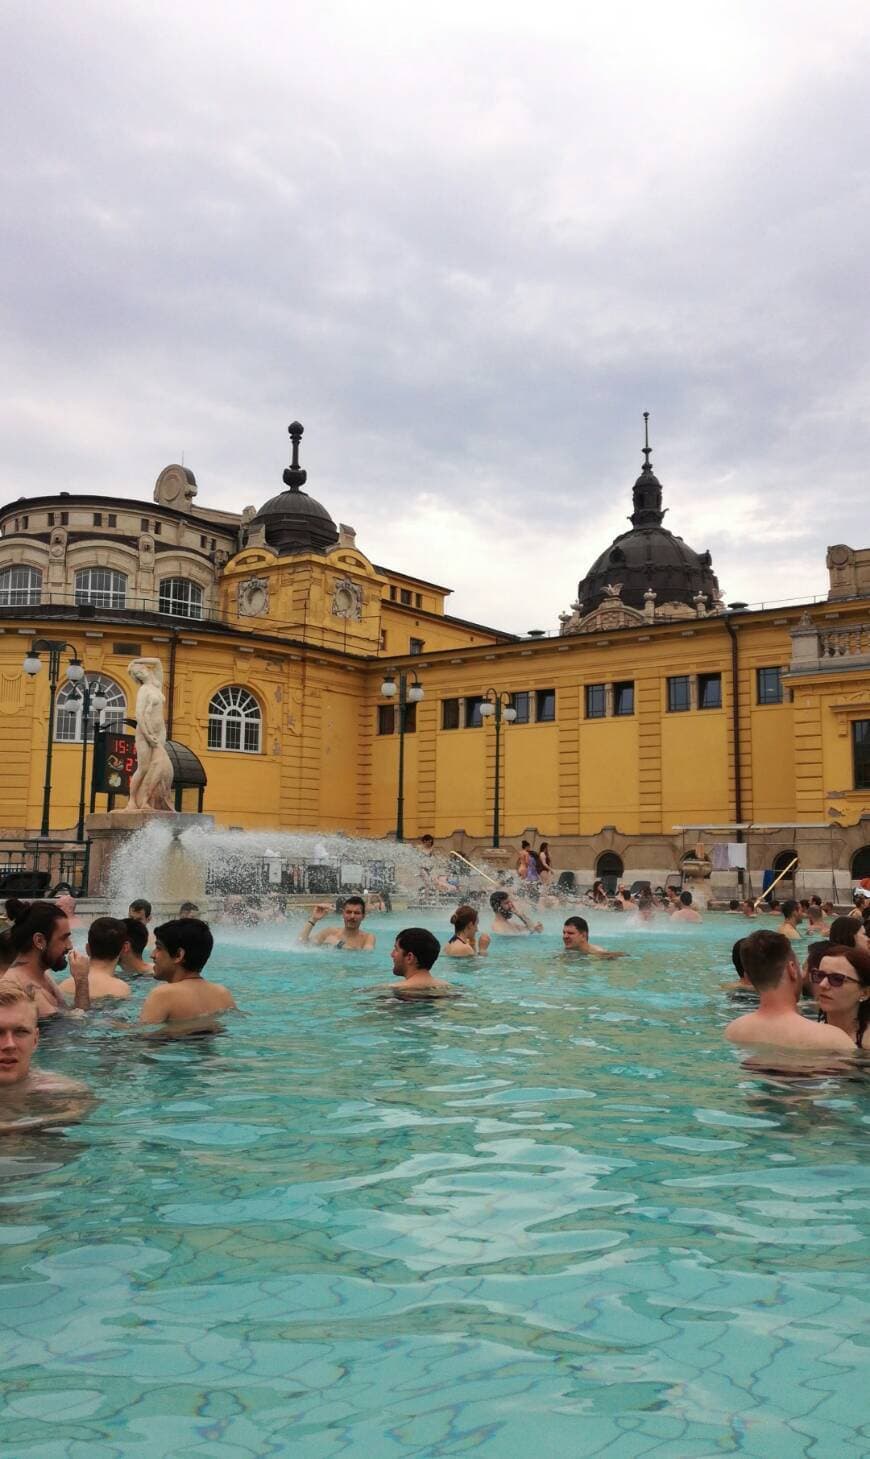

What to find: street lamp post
left=22, top=638, right=91, bottom=837
left=69, top=676, right=108, bottom=841
left=479, top=690, right=517, bottom=848
left=380, top=670, right=424, bottom=843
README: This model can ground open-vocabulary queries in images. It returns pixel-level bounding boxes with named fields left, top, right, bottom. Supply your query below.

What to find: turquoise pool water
left=2, top=914, right=868, bottom=1458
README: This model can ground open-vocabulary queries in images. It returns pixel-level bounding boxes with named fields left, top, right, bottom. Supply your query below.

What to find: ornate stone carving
left=238, top=577, right=269, bottom=617
left=331, top=578, right=363, bottom=621
left=154, top=464, right=198, bottom=508
left=49, top=529, right=67, bottom=560
left=125, top=659, right=174, bottom=812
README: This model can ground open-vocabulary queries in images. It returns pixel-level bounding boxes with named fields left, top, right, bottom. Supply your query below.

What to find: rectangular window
left=614, top=681, right=634, bottom=716
left=93, top=512, right=103, bottom=527
left=377, top=705, right=395, bottom=735
left=403, top=702, right=417, bottom=733
left=200, top=535, right=207, bottom=549
left=853, top=720, right=870, bottom=790
left=442, top=698, right=460, bottom=730
left=698, top=672, right=722, bottom=709
left=21, top=515, right=28, bottom=528
left=585, top=683, right=606, bottom=719
left=153, top=521, right=161, bottom=534
left=757, top=666, right=783, bottom=705
left=536, top=688, right=556, bottom=722
left=510, top=691, right=530, bottom=724
left=60, top=511, right=68, bottom=525
left=409, top=637, right=424, bottom=655
left=47, top=512, right=55, bottom=526
left=667, top=675, right=691, bottom=712
left=141, top=517, right=150, bottom=532
left=108, top=513, right=117, bottom=528
left=400, top=588, right=412, bottom=605
left=415, top=593, right=422, bottom=607
left=465, top=695, right=485, bottom=728
left=389, top=585, right=397, bottom=600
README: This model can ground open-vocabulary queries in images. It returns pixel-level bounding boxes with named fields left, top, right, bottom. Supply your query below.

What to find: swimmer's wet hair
left=342, top=895, right=366, bottom=912
left=564, top=916, right=589, bottom=936
left=489, top=890, right=510, bottom=912
left=450, top=905, right=477, bottom=933
left=154, top=917, right=213, bottom=972
left=0, top=982, right=37, bottom=1013
left=123, top=917, right=149, bottom=956
left=828, top=916, right=863, bottom=947
left=87, top=916, right=130, bottom=962
left=129, top=898, right=152, bottom=918
left=4, top=899, right=69, bottom=956
left=739, top=930, right=795, bottom=991
left=396, top=927, right=441, bottom=971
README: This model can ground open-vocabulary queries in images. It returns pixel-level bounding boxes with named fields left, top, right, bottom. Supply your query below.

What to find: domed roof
left=249, top=422, right=338, bottom=556
left=576, top=416, right=720, bottom=615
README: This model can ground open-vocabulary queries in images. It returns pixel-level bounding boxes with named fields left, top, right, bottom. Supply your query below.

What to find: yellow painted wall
left=433, top=731, right=487, bottom=837
left=578, top=717, right=640, bottom=834
left=502, top=725, right=559, bottom=834
left=660, top=708, right=731, bottom=826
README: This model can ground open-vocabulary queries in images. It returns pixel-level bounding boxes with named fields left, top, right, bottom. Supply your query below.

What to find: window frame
left=0, top=564, right=42, bottom=607
left=613, top=680, right=635, bottom=717
left=55, top=674, right=126, bottom=743
left=698, top=672, right=722, bottom=710
left=377, top=705, right=395, bottom=736
left=667, top=675, right=691, bottom=713
left=465, top=695, right=486, bottom=728
left=207, top=686, right=263, bottom=754
left=159, top=577, right=204, bottom=620
left=74, top=567, right=127, bottom=609
left=442, top=698, right=460, bottom=730
left=853, top=719, right=870, bottom=790
left=585, top=683, right=606, bottom=719
left=535, top=688, right=556, bottom=723
left=757, top=666, right=783, bottom=705
left=510, top=691, right=530, bottom=724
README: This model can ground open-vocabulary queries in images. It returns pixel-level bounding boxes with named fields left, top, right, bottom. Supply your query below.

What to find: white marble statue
left=126, top=658, right=174, bottom=812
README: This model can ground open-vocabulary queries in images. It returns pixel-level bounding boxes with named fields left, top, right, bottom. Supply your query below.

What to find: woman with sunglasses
left=811, top=945, right=870, bottom=1049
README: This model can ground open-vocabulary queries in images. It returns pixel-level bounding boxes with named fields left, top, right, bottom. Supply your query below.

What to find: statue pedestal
left=681, top=855, right=713, bottom=910
left=85, top=810, right=214, bottom=905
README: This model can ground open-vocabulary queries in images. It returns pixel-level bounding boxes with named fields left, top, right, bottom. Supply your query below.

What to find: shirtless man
left=562, top=916, right=626, bottom=959
left=776, top=899, right=803, bottom=942
left=120, top=917, right=153, bottom=977
left=139, top=918, right=235, bottom=1033
left=58, top=917, right=131, bottom=1002
left=389, top=927, right=456, bottom=999
left=724, top=930, right=854, bottom=1052
left=0, top=898, right=91, bottom=1017
left=671, top=891, right=703, bottom=924
left=490, top=890, right=543, bottom=936
left=300, top=896, right=376, bottom=950
left=0, top=985, right=93, bottom=1132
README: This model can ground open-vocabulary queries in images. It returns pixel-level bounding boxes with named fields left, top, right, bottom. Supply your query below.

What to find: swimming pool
left=2, top=914, right=868, bottom=1458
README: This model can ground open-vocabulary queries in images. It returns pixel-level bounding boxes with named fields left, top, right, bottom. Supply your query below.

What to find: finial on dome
left=642, top=411, right=652, bottom=471
left=630, top=411, right=664, bottom=528
left=283, top=421, right=308, bottom=492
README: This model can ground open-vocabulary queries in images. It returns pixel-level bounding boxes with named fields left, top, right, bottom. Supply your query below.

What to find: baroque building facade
left=0, top=422, right=868, bottom=890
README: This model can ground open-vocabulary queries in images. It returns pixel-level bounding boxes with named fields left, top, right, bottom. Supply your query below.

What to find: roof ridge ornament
left=630, top=410, right=666, bottom=528
left=283, top=421, right=308, bottom=492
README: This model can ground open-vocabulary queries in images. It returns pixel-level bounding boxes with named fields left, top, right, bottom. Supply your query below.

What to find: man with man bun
left=0, top=899, right=90, bottom=1018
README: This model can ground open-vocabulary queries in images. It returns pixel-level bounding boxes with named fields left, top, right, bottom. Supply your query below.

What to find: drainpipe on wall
left=724, top=612, right=744, bottom=891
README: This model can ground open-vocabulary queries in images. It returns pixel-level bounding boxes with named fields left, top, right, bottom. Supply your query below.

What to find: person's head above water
left=738, top=929, right=799, bottom=994
left=679, top=891, right=693, bottom=907
left=392, top=927, right=441, bottom=976
left=828, top=915, right=869, bottom=950
left=490, top=891, right=512, bottom=917
left=128, top=898, right=152, bottom=923
left=563, top=916, right=589, bottom=948
left=812, top=945, right=870, bottom=1045
left=341, top=896, right=366, bottom=931
left=153, top=918, right=214, bottom=979
left=178, top=902, right=200, bottom=919
left=123, top=917, right=149, bottom=958
left=0, top=985, right=39, bottom=1085
left=450, top=905, right=478, bottom=935
left=780, top=898, right=801, bottom=923
left=86, top=916, right=130, bottom=965
left=4, top=899, right=72, bottom=973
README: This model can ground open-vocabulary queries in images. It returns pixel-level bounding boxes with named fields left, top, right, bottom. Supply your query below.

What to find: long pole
left=493, top=699, right=502, bottom=847
left=76, top=680, right=91, bottom=843
left=753, top=855, right=798, bottom=909
left=396, top=672, right=406, bottom=844
left=39, top=646, right=61, bottom=837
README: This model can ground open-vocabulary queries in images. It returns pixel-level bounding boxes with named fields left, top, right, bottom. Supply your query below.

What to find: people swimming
left=444, top=905, right=490, bottom=958
left=388, top=928, right=457, bottom=999
left=724, top=930, right=854, bottom=1053
left=811, top=945, right=870, bottom=1048
left=300, top=896, right=376, bottom=950
left=139, top=918, right=236, bottom=1033
left=57, top=917, right=132, bottom=1003
left=0, top=899, right=91, bottom=1018
left=671, top=891, right=703, bottom=923
left=0, top=985, right=93, bottom=1133
left=561, top=916, right=626, bottom=959
left=490, top=891, right=543, bottom=936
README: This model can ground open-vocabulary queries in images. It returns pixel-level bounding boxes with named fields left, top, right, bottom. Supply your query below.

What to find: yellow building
left=1, top=422, right=868, bottom=892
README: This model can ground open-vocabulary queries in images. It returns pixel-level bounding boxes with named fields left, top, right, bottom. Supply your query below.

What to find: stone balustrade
left=790, top=613, right=870, bottom=672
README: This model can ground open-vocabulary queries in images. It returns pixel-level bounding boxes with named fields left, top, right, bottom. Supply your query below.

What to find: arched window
left=159, top=577, right=204, bottom=619
left=0, top=565, right=42, bottom=606
left=596, top=851, right=624, bottom=894
left=851, top=847, right=870, bottom=882
left=207, top=686, right=262, bottom=753
left=55, top=675, right=126, bottom=743
left=75, top=567, right=127, bottom=608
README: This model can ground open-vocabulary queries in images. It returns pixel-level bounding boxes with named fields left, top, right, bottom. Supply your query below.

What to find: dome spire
left=630, top=410, right=665, bottom=528
left=283, top=421, right=308, bottom=492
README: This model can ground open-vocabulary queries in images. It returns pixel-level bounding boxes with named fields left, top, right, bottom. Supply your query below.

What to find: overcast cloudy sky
left=3, top=1, right=868, bottom=632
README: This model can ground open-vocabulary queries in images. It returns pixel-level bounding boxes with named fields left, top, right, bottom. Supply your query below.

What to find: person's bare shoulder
left=809, top=1022, right=856, bottom=1051
left=139, top=985, right=174, bottom=1024
left=211, top=984, right=236, bottom=1010
left=363, top=933, right=376, bottom=950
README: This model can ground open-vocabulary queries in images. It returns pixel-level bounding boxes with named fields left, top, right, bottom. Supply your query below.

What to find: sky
left=2, top=0, right=869, bottom=633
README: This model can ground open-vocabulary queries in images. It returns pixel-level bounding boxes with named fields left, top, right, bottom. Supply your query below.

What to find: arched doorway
left=771, top=849, right=799, bottom=896
left=596, top=851, right=624, bottom=894
left=851, top=846, right=870, bottom=883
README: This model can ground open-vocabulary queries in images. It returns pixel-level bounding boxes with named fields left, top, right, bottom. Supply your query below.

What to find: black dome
left=576, top=421, right=719, bottom=614
left=249, top=422, right=339, bottom=556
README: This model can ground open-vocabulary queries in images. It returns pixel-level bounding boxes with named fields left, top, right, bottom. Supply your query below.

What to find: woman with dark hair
left=537, top=843, right=553, bottom=886
left=0, top=899, right=89, bottom=1018
left=811, top=944, right=870, bottom=1048
left=444, top=905, right=490, bottom=958
left=587, top=879, right=609, bottom=906
left=827, top=916, right=869, bottom=951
